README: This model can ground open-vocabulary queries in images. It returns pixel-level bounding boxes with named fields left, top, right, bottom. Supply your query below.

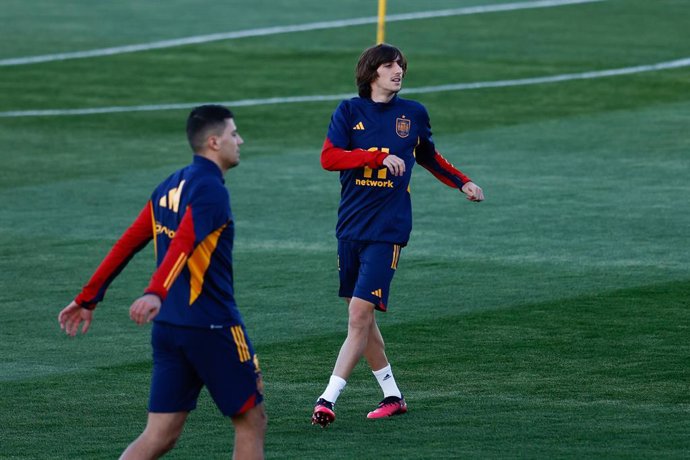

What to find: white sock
left=373, top=364, right=402, bottom=398
left=320, top=375, right=347, bottom=404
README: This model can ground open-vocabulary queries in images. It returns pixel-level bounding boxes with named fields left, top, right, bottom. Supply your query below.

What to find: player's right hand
left=382, top=154, right=406, bottom=176
left=58, top=301, right=93, bottom=337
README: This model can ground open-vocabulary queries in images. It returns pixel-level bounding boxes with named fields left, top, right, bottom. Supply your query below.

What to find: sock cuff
left=330, top=375, right=347, bottom=386
left=320, top=374, right=348, bottom=404
left=372, top=364, right=392, bottom=378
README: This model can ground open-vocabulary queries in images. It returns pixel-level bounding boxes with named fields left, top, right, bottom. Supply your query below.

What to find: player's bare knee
left=348, top=301, right=374, bottom=330
left=234, top=404, right=267, bottom=434
left=142, top=416, right=185, bottom=453
left=348, top=314, right=371, bottom=332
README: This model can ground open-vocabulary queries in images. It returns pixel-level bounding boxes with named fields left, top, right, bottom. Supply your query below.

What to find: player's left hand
left=129, top=294, right=162, bottom=325
left=461, top=182, right=484, bottom=202
left=382, top=154, right=406, bottom=176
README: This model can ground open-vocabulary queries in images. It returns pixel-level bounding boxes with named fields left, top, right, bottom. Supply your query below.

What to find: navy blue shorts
left=149, top=322, right=264, bottom=417
left=337, top=240, right=402, bottom=312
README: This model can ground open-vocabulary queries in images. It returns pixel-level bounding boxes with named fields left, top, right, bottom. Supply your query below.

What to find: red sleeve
left=417, top=148, right=471, bottom=190
left=143, top=205, right=196, bottom=300
left=75, top=202, right=154, bottom=309
left=320, top=137, right=389, bottom=171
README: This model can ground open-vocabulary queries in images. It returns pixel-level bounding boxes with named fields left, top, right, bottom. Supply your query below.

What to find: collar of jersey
left=365, top=94, right=399, bottom=108
left=192, top=154, right=224, bottom=181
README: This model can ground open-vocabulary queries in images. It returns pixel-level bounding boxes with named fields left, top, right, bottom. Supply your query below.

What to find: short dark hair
left=355, top=44, right=408, bottom=98
left=186, top=104, right=234, bottom=153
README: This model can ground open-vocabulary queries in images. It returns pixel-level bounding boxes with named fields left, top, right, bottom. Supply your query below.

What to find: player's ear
left=207, top=135, right=220, bottom=151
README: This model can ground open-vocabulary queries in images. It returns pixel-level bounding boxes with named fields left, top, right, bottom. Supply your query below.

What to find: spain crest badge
left=396, top=116, right=411, bottom=138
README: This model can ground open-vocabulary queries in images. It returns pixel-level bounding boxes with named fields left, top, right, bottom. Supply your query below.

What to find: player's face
left=372, top=60, right=404, bottom=95
left=218, top=118, right=243, bottom=169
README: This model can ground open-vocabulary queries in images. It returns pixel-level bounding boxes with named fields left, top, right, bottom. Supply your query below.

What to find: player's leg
left=330, top=240, right=380, bottom=380
left=312, top=242, right=360, bottom=423
left=123, top=323, right=203, bottom=458
left=333, top=296, right=377, bottom=379
left=363, top=316, right=388, bottom=371
left=313, top=296, right=375, bottom=427
left=187, top=326, right=266, bottom=455
left=231, top=403, right=267, bottom=460
left=361, top=242, right=399, bottom=373
left=119, top=412, right=188, bottom=460
left=357, top=243, right=406, bottom=418
left=364, top=316, right=406, bottom=418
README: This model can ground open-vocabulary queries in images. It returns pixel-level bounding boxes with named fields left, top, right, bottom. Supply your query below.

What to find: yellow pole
left=377, top=0, right=387, bottom=44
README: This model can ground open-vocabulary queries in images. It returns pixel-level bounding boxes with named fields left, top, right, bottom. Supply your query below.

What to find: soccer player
left=58, top=105, right=266, bottom=459
left=312, top=44, right=484, bottom=427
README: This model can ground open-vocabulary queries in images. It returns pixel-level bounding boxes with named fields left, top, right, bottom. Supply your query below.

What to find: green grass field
left=1, top=0, right=689, bottom=458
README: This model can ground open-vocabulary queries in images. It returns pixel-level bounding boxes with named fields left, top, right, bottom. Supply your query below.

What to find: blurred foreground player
left=312, top=44, right=484, bottom=427
left=58, top=105, right=266, bottom=459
